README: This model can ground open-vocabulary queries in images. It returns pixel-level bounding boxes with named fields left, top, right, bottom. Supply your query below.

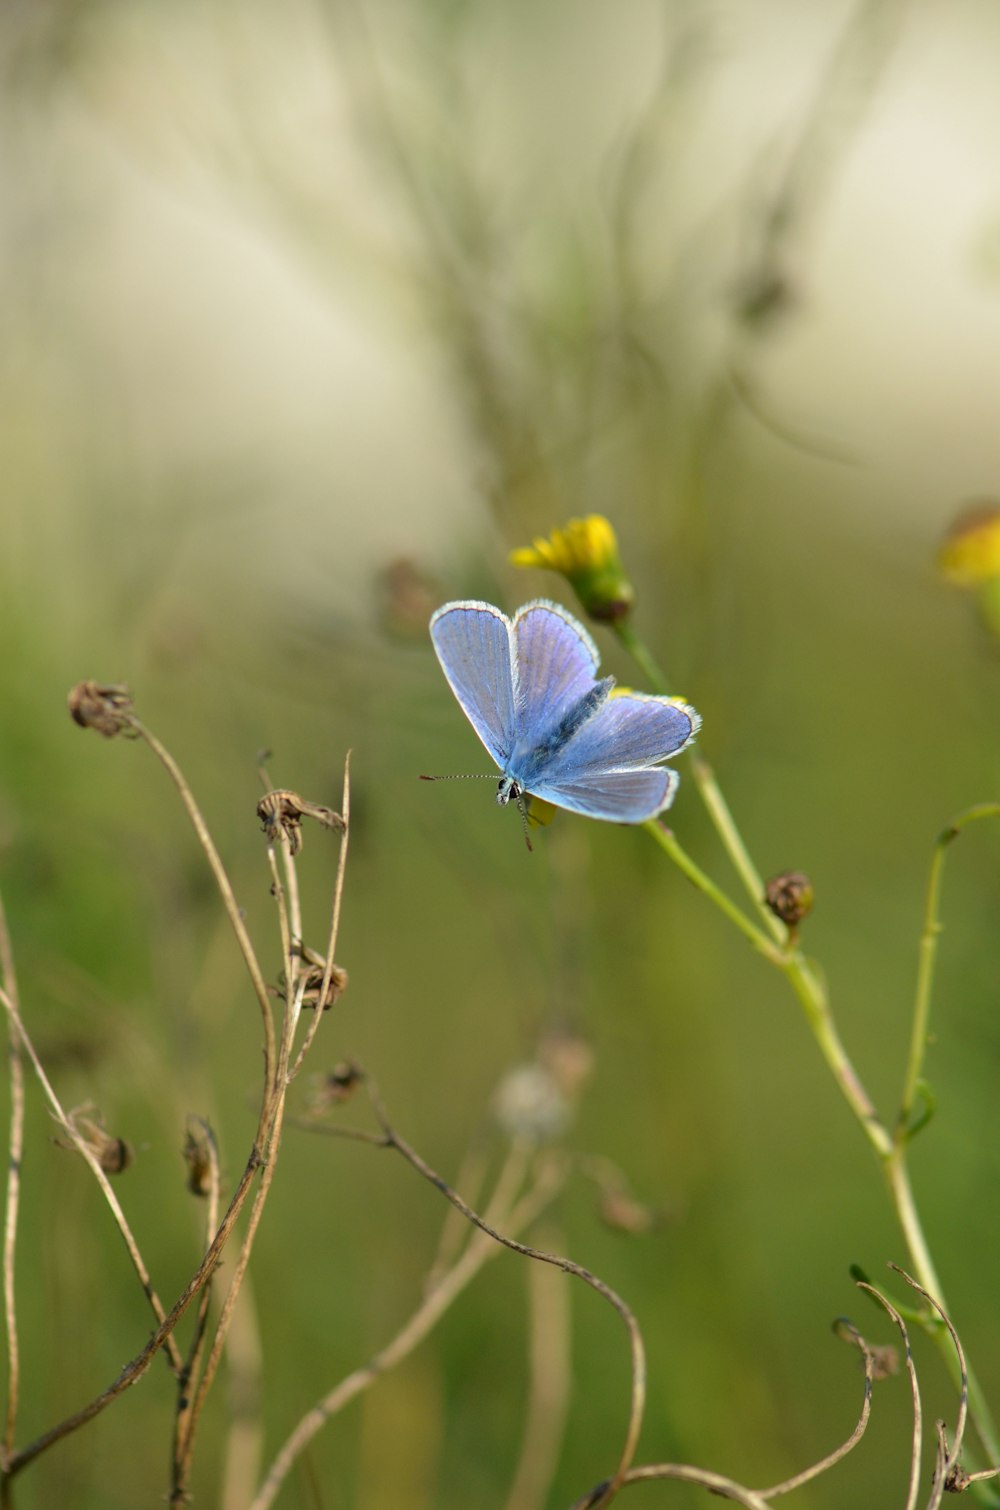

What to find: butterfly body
left=430, top=599, right=699, bottom=825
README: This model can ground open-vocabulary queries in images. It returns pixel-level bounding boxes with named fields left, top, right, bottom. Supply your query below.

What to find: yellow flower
left=524, top=793, right=558, bottom=828
left=938, top=503, right=1000, bottom=587
left=510, top=515, right=635, bottom=623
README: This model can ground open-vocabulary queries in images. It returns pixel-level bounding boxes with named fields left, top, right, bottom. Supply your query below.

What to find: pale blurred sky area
left=3, top=0, right=1000, bottom=619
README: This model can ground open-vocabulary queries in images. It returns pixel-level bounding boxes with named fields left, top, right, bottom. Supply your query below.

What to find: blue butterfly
left=428, top=599, right=700, bottom=828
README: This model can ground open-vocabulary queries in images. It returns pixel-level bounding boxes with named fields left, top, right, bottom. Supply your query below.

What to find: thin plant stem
left=646, top=815, right=1000, bottom=1469
left=614, top=622, right=783, bottom=942
left=0, top=983, right=185, bottom=1379
left=220, top=1268, right=265, bottom=1510
left=854, top=1281, right=921, bottom=1510
left=574, top=1464, right=772, bottom=1510
left=250, top=1139, right=557, bottom=1510
left=3, top=1147, right=263, bottom=1479
left=898, top=804, right=1000, bottom=1139
left=126, top=716, right=277, bottom=1102
left=172, top=878, right=297, bottom=1498
left=890, top=1266, right=968, bottom=1506
left=175, top=757, right=351, bottom=1494
left=171, top=1121, right=222, bottom=1493
left=175, top=1091, right=289, bottom=1498
left=0, top=897, right=23, bottom=1466
left=755, top=1318, right=875, bottom=1497
left=289, top=756, right=351, bottom=1081
left=503, top=1227, right=572, bottom=1510
left=361, top=1080, right=645, bottom=1510
left=644, top=821, right=780, bottom=962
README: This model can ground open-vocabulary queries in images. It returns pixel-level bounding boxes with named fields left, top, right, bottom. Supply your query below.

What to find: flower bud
left=764, top=871, right=814, bottom=929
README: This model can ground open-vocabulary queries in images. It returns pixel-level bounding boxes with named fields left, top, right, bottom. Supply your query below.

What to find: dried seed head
left=299, top=961, right=349, bottom=1011
left=183, top=1124, right=214, bottom=1197
left=309, top=1061, right=364, bottom=1109
left=257, top=789, right=345, bottom=855
left=67, top=681, right=134, bottom=738
left=765, top=871, right=815, bottom=929
left=55, top=1104, right=133, bottom=1174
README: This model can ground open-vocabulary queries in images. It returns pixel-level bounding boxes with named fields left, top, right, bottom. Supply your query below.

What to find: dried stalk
left=250, top=1135, right=564, bottom=1510
left=0, top=898, right=23, bottom=1467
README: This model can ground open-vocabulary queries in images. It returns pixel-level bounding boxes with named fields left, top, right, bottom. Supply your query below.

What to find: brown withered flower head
left=183, top=1121, right=216, bottom=1198
left=54, top=1103, right=133, bottom=1174
left=257, top=789, right=345, bottom=856
left=67, top=682, right=134, bottom=738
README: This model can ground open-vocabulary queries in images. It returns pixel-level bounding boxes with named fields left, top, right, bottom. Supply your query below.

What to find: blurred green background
left=2, top=0, right=1000, bottom=1505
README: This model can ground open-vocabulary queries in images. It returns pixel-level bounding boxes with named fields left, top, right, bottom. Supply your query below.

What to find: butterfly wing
left=429, top=601, right=517, bottom=769
left=511, top=600, right=601, bottom=739
left=525, top=691, right=700, bottom=822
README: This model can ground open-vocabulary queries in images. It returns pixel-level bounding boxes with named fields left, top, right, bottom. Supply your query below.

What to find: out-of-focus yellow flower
left=938, top=503, right=1000, bottom=586
left=510, top=515, right=635, bottom=623
left=524, top=793, right=557, bottom=828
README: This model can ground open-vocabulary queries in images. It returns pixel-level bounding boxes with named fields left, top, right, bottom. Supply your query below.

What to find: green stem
left=648, top=819, right=1000, bottom=1479
left=898, top=804, right=1000, bottom=1141
left=614, top=624, right=783, bottom=943
left=644, top=822, right=779, bottom=963
left=778, top=951, right=889, bottom=1156
left=613, top=622, right=668, bottom=698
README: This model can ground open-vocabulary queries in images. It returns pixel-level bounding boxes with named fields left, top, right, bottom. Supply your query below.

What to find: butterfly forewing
left=430, top=602, right=517, bottom=768
left=511, top=601, right=600, bottom=742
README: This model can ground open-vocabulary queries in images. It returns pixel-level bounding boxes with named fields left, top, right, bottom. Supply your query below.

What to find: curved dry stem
left=0, top=897, right=23, bottom=1465
left=365, top=1079, right=645, bottom=1509
left=4, top=1146, right=263, bottom=1478
left=579, top=1463, right=772, bottom=1510
left=756, top=1318, right=875, bottom=1498
left=0, top=983, right=184, bottom=1380
left=889, top=1265, right=968, bottom=1507
left=127, top=715, right=276, bottom=1099
left=855, top=1280, right=921, bottom=1510
left=250, top=1138, right=561, bottom=1510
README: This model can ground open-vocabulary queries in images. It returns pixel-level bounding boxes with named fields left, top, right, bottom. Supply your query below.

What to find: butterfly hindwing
left=529, top=765, right=680, bottom=823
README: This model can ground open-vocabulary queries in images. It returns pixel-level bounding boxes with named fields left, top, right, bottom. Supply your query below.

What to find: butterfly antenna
left=418, top=773, right=499, bottom=782
left=513, top=791, right=534, bottom=853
